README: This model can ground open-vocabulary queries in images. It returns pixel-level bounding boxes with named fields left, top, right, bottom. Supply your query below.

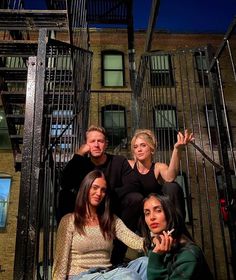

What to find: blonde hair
left=86, top=125, right=107, bottom=140
left=131, top=129, right=157, bottom=156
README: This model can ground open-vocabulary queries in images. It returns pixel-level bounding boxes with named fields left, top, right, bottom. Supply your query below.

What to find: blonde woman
left=129, top=129, right=194, bottom=218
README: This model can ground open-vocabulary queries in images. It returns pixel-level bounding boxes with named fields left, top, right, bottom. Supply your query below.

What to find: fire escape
left=0, top=0, right=135, bottom=279
left=0, top=0, right=236, bottom=279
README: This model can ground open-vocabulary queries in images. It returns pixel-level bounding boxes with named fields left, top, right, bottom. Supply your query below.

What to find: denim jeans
left=67, top=256, right=148, bottom=280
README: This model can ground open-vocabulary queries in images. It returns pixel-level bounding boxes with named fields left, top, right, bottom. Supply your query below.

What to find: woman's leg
left=68, top=267, right=142, bottom=280
left=161, top=182, right=186, bottom=220
left=111, top=192, right=144, bottom=265
left=126, top=256, right=148, bottom=280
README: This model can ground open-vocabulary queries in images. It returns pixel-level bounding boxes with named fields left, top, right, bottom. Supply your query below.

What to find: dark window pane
left=205, top=105, right=232, bottom=148
left=0, top=109, right=11, bottom=149
left=195, top=53, right=209, bottom=87
left=102, top=105, right=127, bottom=148
left=154, top=106, right=177, bottom=150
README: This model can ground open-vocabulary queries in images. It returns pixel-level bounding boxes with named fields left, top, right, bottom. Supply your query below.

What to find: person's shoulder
left=58, top=213, right=75, bottom=230
left=108, top=154, right=127, bottom=163
left=72, top=153, right=90, bottom=161
left=65, top=154, right=90, bottom=165
left=128, top=159, right=135, bottom=168
left=61, top=213, right=74, bottom=224
left=109, top=153, right=126, bottom=159
left=178, top=242, right=204, bottom=260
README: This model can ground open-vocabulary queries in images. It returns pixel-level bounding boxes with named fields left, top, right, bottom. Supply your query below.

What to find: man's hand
left=75, top=144, right=91, bottom=156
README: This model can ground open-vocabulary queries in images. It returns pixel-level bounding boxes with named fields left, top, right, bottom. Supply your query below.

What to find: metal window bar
left=38, top=40, right=92, bottom=279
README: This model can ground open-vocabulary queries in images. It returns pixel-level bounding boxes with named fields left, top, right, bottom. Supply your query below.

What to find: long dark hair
left=74, top=170, right=114, bottom=239
left=140, top=193, right=193, bottom=250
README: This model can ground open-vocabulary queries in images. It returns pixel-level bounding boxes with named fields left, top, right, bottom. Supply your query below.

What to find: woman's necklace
left=87, top=215, right=97, bottom=222
left=86, top=213, right=98, bottom=225
left=137, top=161, right=151, bottom=174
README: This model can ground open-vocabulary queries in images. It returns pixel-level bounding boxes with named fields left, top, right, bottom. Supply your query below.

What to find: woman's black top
left=133, top=162, right=162, bottom=196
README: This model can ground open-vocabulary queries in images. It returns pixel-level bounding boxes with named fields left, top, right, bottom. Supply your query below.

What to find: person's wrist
left=174, top=145, right=182, bottom=152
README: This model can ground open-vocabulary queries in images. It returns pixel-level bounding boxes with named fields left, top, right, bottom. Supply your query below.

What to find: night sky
left=24, top=0, right=236, bottom=33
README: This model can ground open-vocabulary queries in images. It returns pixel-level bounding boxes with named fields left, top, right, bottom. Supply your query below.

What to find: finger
left=159, top=234, right=166, bottom=248
left=153, top=236, right=161, bottom=246
left=162, top=232, right=170, bottom=250
left=178, top=131, right=184, bottom=139
left=168, top=236, right=173, bottom=250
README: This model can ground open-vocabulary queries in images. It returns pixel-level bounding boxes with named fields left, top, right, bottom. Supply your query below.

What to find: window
left=205, top=105, right=232, bottom=148
left=153, top=105, right=177, bottom=150
left=51, top=110, right=73, bottom=138
left=175, top=173, right=191, bottom=223
left=0, top=108, right=11, bottom=149
left=195, top=52, right=209, bottom=86
left=47, top=54, right=72, bottom=89
left=6, top=56, right=25, bottom=68
left=50, top=110, right=74, bottom=156
left=102, top=51, right=124, bottom=87
left=0, top=176, right=11, bottom=229
left=150, top=54, right=174, bottom=87
left=102, top=105, right=127, bottom=148
left=51, top=124, right=72, bottom=137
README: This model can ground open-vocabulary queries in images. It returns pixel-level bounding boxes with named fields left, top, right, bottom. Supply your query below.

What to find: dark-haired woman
left=141, top=194, right=214, bottom=280
left=52, top=170, right=147, bottom=280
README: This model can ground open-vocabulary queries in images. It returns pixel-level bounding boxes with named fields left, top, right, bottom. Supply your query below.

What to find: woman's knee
left=162, top=182, right=183, bottom=196
left=121, top=192, right=144, bottom=207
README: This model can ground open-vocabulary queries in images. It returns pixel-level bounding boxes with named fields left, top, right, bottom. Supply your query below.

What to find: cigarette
left=167, top=228, right=175, bottom=236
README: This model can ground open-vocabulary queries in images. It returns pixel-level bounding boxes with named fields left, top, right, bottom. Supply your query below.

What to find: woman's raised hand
left=174, top=129, right=194, bottom=150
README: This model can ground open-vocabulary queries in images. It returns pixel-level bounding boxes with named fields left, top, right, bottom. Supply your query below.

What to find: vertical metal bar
left=13, top=55, right=37, bottom=280
left=207, top=44, right=236, bottom=279
left=13, top=29, right=47, bottom=280
left=144, top=0, right=160, bottom=52
left=226, top=40, right=236, bottom=82
left=27, top=28, right=47, bottom=280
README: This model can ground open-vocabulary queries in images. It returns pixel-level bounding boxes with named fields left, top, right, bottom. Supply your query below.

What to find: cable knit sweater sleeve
left=114, top=216, right=144, bottom=251
left=52, top=214, right=74, bottom=280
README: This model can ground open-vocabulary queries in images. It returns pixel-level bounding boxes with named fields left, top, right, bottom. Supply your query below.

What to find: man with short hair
left=58, top=125, right=143, bottom=264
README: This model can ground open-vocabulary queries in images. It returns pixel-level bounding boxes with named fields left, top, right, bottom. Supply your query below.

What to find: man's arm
left=61, top=153, right=93, bottom=191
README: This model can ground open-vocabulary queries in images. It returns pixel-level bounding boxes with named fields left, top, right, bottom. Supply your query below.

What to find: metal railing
left=134, top=18, right=236, bottom=280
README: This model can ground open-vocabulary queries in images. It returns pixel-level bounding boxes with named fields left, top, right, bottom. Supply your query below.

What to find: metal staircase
left=0, top=1, right=70, bottom=171
left=0, top=1, right=134, bottom=279
left=0, top=44, right=37, bottom=170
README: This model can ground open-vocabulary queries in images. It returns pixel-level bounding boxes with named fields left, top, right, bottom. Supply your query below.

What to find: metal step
left=0, top=40, right=38, bottom=56
left=0, top=9, right=69, bottom=31
left=6, top=114, right=25, bottom=124
left=0, top=68, right=27, bottom=81
left=1, top=91, right=26, bottom=103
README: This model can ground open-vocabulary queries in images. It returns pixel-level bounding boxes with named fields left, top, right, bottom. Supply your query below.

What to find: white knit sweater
left=52, top=213, right=144, bottom=279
